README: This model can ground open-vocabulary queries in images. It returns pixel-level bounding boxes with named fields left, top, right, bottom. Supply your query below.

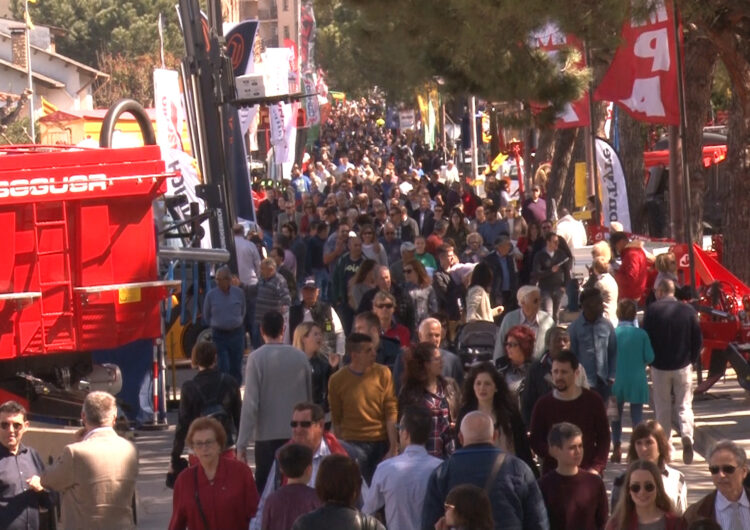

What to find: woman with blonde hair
left=606, top=459, right=684, bottom=530
left=293, top=322, right=334, bottom=413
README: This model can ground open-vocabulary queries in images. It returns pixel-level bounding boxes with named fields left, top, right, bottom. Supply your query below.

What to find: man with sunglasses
left=249, top=402, right=357, bottom=530
left=684, top=439, right=750, bottom=528
left=0, top=400, right=53, bottom=530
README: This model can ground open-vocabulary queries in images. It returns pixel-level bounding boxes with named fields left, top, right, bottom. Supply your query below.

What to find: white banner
left=153, top=69, right=185, bottom=151
left=595, top=137, right=632, bottom=232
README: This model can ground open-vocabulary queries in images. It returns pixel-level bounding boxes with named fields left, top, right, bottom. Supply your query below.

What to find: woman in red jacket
left=169, top=417, right=259, bottom=530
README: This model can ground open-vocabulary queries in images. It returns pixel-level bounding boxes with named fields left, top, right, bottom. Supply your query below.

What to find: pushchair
left=455, top=320, right=499, bottom=370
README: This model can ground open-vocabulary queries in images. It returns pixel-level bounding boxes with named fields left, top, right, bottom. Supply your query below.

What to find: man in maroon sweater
left=529, top=350, right=610, bottom=475
left=538, top=422, right=608, bottom=530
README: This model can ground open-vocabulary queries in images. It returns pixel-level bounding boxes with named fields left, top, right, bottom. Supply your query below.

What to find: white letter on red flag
left=594, top=1, right=680, bottom=125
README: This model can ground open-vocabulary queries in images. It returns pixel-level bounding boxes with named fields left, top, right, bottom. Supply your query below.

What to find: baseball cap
left=301, top=277, right=318, bottom=290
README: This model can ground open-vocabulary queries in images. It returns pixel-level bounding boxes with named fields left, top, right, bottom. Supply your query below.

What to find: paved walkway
left=132, top=368, right=750, bottom=528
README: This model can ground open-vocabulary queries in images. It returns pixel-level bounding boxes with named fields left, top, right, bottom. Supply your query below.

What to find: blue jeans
left=346, top=440, right=389, bottom=486
left=212, top=327, right=245, bottom=384
left=611, top=402, right=644, bottom=445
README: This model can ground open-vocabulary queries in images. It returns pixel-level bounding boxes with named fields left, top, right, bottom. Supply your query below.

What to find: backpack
left=194, top=374, right=235, bottom=446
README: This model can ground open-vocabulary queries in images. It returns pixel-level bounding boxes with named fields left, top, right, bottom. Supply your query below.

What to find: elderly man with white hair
left=392, top=317, right=465, bottom=393
left=421, top=411, right=549, bottom=530
left=494, top=285, right=555, bottom=361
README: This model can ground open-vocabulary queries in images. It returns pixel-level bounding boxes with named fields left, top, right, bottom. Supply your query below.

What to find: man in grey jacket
left=237, top=311, right=312, bottom=492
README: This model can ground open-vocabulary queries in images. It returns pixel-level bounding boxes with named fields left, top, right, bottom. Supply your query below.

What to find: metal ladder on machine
left=32, top=201, right=77, bottom=353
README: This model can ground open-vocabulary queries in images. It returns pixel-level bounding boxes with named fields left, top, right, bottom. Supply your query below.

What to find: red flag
left=594, top=1, right=681, bottom=125
left=528, top=23, right=590, bottom=129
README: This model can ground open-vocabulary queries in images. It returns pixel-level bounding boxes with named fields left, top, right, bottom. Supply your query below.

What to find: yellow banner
left=575, top=162, right=588, bottom=208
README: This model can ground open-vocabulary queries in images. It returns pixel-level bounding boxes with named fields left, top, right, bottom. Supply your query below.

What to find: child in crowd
left=261, top=444, right=320, bottom=530
left=538, top=422, right=609, bottom=530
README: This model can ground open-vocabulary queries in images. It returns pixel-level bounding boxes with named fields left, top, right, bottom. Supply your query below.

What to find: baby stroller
left=455, top=320, right=498, bottom=370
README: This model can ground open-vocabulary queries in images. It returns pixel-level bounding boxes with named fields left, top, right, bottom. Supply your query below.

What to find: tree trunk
left=545, top=128, right=578, bottom=215
left=616, top=110, right=647, bottom=234
left=683, top=32, right=718, bottom=242
left=535, top=127, right=556, bottom=172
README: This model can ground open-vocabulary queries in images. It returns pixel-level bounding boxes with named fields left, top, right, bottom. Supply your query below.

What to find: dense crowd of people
left=2, top=97, right=749, bottom=530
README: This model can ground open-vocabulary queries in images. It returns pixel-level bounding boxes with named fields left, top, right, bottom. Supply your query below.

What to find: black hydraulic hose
left=99, top=99, right=156, bottom=147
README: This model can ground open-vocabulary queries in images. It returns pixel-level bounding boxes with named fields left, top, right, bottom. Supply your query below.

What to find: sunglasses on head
left=0, top=421, right=23, bottom=431
left=290, top=420, right=313, bottom=428
left=709, top=465, right=738, bottom=475
left=629, top=482, right=656, bottom=494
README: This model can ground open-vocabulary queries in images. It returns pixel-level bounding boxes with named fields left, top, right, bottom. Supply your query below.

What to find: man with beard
left=529, top=350, right=610, bottom=476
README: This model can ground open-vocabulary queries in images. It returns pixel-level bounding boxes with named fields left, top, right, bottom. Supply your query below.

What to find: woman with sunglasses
left=398, top=342, right=460, bottom=459
left=495, top=325, right=534, bottom=398
left=611, top=420, right=688, bottom=515
left=403, top=259, right=438, bottom=326
left=607, top=460, right=685, bottom=530
left=456, top=362, right=538, bottom=476
left=360, top=224, right=388, bottom=266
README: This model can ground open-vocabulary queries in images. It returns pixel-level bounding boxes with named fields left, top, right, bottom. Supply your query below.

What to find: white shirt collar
left=82, top=426, right=115, bottom=441
left=716, top=488, right=750, bottom=511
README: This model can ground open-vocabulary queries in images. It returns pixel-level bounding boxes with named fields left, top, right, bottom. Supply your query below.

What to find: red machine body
left=672, top=242, right=750, bottom=387
left=0, top=145, right=174, bottom=359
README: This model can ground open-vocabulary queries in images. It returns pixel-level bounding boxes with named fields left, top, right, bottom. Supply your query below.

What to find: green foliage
left=316, top=0, right=641, bottom=121
left=11, top=0, right=184, bottom=69
left=0, top=117, right=35, bottom=144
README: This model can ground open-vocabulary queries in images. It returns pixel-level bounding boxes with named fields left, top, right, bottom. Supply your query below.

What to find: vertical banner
left=595, top=137, right=631, bottom=231
left=300, top=0, right=320, bottom=128
left=154, top=68, right=213, bottom=247
left=528, top=22, right=590, bottom=129
left=594, top=1, right=680, bottom=125
left=225, top=20, right=260, bottom=137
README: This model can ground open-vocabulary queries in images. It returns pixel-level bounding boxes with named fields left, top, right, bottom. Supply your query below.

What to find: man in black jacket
left=170, top=342, right=242, bottom=473
left=532, top=232, right=570, bottom=323
left=643, top=278, right=702, bottom=464
left=288, top=277, right=345, bottom=358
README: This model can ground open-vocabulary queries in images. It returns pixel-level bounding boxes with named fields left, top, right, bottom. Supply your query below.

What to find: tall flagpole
left=25, top=0, right=35, bottom=142
left=672, top=0, right=696, bottom=295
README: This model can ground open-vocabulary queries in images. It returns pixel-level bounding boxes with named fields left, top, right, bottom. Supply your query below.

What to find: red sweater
left=529, top=389, right=611, bottom=475
left=169, top=457, right=259, bottom=530
left=538, top=470, right=608, bottom=530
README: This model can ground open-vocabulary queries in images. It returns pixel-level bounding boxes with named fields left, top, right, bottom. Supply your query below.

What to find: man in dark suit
left=411, top=196, right=435, bottom=236
left=484, top=235, right=519, bottom=311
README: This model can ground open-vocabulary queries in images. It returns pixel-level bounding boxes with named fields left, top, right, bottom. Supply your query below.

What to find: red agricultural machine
left=671, top=242, right=750, bottom=392
left=0, top=142, right=180, bottom=421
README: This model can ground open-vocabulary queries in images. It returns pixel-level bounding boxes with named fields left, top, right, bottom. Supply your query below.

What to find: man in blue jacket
left=421, top=411, right=549, bottom=530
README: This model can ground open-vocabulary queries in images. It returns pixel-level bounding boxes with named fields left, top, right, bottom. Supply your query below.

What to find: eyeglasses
left=629, top=482, right=656, bottom=494
left=375, top=303, right=394, bottom=309
left=709, top=465, right=738, bottom=475
left=444, top=503, right=455, bottom=511
left=0, top=421, right=23, bottom=431
left=192, top=439, right=217, bottom=449
left=290, top=421, right=313, bottom=429
left=404, top=269, right=414, bottom=274
left=505, top=341, right=520, bottom=348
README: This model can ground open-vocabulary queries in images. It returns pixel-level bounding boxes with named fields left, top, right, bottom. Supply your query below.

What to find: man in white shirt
left=684, top=439, right=750, bottom=528
left=363, top=406, right=442, bottom=530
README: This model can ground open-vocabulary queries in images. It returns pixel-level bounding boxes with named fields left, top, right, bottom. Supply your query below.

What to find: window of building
left=283, top=25, right=290, bottom=39
left=282, top=0, right=289, bottom=11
